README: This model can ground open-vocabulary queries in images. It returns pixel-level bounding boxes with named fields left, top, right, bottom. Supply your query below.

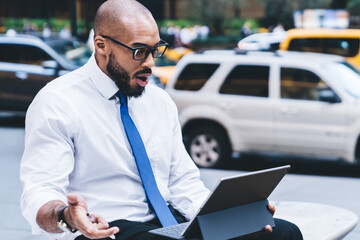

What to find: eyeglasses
left=101, top=35, right=169, bottom=61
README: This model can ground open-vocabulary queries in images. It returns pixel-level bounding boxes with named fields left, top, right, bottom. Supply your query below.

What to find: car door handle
left=219, top=102, right=235, bottom=111
left=15, top=71, right=28, bottom=80
left=280, top=106, right=298, bottom=115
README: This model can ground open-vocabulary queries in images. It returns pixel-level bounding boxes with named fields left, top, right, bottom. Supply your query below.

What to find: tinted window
left=220, top=65, right=269, bottom=97
left=269, top=42, right=280, bottom=50
left=0, top=44, right=53, bottom=65
left=174, top=63, right=219, bottom=91
left=281, top=67, right=330, bottom=101
left=288, top=38, right=359, bottom=57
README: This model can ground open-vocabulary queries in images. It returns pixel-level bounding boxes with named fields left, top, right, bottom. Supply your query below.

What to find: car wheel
left=185, top=125, right=231, bottom=168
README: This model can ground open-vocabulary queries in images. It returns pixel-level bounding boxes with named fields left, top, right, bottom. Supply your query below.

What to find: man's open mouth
left=136, top=73, right=151, bottom=82
left=137, top=76, right=147, bottom=82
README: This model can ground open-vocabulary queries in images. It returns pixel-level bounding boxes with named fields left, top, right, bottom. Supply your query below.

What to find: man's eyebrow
left=132, top=41, right=162, bottom=47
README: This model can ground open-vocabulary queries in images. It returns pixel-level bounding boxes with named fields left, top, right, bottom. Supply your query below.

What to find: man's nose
left=142, top=52, right=155, bottom=68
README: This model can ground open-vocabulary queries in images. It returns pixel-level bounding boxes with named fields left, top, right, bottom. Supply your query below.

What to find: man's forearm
left=36, top=200, right=66, bottom=233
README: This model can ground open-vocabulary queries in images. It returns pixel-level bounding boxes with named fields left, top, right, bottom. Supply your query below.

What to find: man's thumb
left=67, top=193, right=80, bottom=205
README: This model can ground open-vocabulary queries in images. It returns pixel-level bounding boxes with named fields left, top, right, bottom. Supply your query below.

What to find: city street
left=1, top=116, right=360, bottom=239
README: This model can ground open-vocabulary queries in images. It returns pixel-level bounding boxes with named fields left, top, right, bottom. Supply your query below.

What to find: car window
left=288, top=38, right=359, bottom=57
left=0, top=44, right=53, bottom=66
left=220, top=65, right=269, bottom=97
left=281, top=67, right=330, bottom=101
left=322, top=61, right=360, bottom=98
left=174, top=63, right=219, bottom=91
left=45, top=39, right=91, bottom=66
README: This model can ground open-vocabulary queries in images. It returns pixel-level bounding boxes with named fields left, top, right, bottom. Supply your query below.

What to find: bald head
left=94, top=0, right=155, bottom=38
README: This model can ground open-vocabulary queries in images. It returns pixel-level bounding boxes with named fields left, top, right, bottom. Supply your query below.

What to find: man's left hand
left=264, top=203, right=276, bottom=234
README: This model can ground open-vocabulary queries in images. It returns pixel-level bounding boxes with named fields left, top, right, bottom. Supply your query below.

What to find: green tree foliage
left=186, top=0, right=242, bottom=35
left=347, top=0, right=360, bottom=14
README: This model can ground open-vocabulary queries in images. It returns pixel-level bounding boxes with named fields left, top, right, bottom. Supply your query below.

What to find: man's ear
left=94, top=36, right=108, bottom=55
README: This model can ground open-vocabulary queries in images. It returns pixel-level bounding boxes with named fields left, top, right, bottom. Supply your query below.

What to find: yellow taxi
left=279, top=28, right=360, bottom=68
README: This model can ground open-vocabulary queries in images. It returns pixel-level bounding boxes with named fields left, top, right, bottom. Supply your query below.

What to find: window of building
left=281, top=67, right=330, bottom=101
left=174, top=63, right=219, bottom=91
left=220, top=65, right=269, bottom=97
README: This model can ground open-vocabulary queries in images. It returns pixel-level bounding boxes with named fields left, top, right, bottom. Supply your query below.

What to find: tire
left=184, top=125, right=231, bottom=168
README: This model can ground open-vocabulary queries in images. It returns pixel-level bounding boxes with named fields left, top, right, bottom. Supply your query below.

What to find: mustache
left=134, top=68, right=152, bottom=76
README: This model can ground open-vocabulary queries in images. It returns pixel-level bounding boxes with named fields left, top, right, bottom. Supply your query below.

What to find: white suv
left=165, top=50, right=360, bottom=168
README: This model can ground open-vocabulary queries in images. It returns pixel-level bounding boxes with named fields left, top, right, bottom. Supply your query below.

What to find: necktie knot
left=118, top=91, right=127, bottom=105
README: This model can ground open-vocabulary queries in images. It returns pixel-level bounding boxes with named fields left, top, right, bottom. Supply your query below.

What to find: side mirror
left=318, top=89, right=341, bottom=103
left=42, top=60, right=59, bottom=69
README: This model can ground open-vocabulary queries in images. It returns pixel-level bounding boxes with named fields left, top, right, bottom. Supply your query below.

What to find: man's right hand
left=65, top=193, right=119, bottom=239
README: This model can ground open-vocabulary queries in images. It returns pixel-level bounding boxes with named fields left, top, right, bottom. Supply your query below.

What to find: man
left=20, top=1, right=302, bottom=240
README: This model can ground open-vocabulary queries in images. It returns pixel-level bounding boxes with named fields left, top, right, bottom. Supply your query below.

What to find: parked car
left=166, top=49, right=360, bottom=168
left=0, top=34, right=91, bottom=114
left=279, top=28, right=360, bottom=68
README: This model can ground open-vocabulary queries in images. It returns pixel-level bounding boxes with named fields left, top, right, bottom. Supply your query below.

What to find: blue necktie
left=118, top=91, right=178, bottom=227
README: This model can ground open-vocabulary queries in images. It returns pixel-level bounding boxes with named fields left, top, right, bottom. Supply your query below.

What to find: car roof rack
left=234, top=48, right=281, bottom=57
left=195, top=48, right=282, bottom=57
left=195, top=48, right=232, bottom=54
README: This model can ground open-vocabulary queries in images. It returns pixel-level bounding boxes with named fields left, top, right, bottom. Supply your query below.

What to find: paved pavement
left=1, top=125, right=360, bottom=239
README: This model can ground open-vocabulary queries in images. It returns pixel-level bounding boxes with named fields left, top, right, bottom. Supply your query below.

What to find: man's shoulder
left=29, top=66, right=91, bottom=111
left=43, top=67, right=89, bottom=93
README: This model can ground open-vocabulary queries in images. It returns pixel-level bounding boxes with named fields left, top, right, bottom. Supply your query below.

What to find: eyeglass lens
left=134, top=45, right=167, bottom=60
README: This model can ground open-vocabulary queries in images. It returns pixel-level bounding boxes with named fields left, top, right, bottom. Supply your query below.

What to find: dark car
left=0, top=34, right=91, bottom=114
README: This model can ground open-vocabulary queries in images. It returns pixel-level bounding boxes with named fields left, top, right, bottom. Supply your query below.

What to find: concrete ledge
left=273, top=201, right=358, bottom=240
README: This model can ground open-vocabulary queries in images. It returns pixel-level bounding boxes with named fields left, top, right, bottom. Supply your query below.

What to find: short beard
left=106, top=53, right=145, bottom=97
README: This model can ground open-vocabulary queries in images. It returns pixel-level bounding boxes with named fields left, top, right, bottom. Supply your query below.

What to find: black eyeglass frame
left=101, top=35, right=169, bottom=61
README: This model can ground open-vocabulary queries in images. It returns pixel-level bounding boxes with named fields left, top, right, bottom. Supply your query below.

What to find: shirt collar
left=85, top=53, right=119, bottom=100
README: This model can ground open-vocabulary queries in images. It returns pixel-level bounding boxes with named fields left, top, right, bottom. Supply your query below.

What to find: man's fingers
left=67, top=193, right=87, bottom=206
left=90, top=213, right=109, bottom=229
left=65, top=193, right=119, bottom=238
left=76, top=217, right=117, bottom=239
left=67, top=193, right=80, bottom=205
left=108, top=226, right=120, bottom=236
left=82, top=226, right=119, bottom=239
left=267, top=203, right=276, bottom=216
left=265, top=225, right=273, bottom=234
left=67, top=193, right=88, bottom=214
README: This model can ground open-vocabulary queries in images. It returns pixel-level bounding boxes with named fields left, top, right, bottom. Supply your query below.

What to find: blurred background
left=1, top=0, right=359, bottom=48
left=2, top=0, right=360, bottom=239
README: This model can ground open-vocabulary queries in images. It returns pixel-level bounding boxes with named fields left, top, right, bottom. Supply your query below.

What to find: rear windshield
left=288, top=38, right=360, bottom=57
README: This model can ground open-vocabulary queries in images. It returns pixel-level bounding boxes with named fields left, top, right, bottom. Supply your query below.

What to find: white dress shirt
left=20, top=54, right=210, bottom=240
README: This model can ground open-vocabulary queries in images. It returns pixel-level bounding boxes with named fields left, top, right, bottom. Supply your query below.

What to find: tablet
left=150, top=165, right=291, bottom=240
